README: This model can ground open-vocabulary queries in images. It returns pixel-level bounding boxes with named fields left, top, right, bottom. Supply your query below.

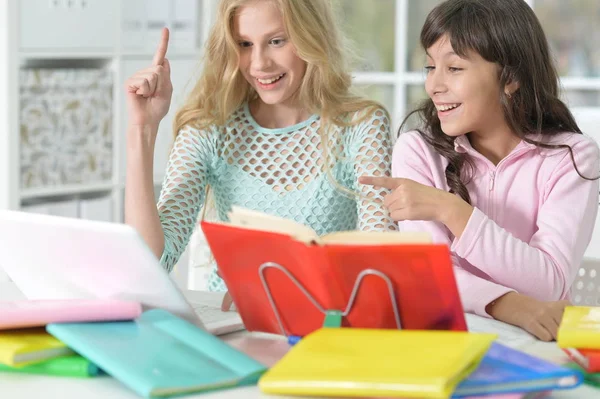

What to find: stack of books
left=257, top=327, right=582, bottom=399
left=0, top=299, right=266, bottom=398
left=558, top=306, right=600, bottom=388
left=0, top=207, right=591, bottom=398
left=0, top=298, right=142, bottom=377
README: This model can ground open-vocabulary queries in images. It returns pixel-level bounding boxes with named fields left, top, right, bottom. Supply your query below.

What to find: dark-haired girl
left=361, top=0, right=599, bottom=341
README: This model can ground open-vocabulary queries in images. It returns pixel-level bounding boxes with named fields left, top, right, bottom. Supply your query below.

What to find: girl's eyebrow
left=235, top=29, right=286, bottom=41
left=425, top=50, right=458, bottom=58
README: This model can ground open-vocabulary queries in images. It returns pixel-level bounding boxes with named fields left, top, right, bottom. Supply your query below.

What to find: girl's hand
left=359, top=176, right=473, bottom=237
left=359, top=176, right=457, bottom=221
left=221, top=292, right=234, bottom=312
left=124, top=27, right=173, bottom=130
left=216, top=268, right=234, bottom=312
left=487, top=292, right=570, bottom=341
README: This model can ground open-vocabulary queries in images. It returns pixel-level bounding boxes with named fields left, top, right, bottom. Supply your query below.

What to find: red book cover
left=326, top=243, right=466, bottom=331
left=201, top=219, right=467, bottom=337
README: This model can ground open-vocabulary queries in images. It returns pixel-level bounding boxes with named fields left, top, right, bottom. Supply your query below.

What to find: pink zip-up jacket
left=393, top=131, right=600, bottom=317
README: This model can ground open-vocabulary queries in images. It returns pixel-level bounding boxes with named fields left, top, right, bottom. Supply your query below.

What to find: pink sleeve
left=392, top=132, right=514, bottom=317
left=452, top=138, right=600, bottom=303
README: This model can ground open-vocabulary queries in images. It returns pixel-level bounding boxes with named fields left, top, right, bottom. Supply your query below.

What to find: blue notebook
left=46, top=309, right=266, bottom=398
left=453, top=342, right=583, bottom=398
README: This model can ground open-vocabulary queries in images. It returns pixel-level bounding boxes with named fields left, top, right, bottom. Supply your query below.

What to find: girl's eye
left=424, top=66, right=435, bottom=73
left=238, top=41, right=252, bottom=48
left=270, top=38, right=286, bottom=47
left=449, top=67, right=463, bottom=72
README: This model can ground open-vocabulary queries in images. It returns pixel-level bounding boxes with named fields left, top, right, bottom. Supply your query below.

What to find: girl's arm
left=154, top=127, right=216, bottom=272
left=125, top=124, right=166, bottom=259
left=352, top=107, right=397, bottom=231
left=126, top=123, right=213, bottom=273
left=389, top=132, right=514, bottom=315
left=124, top=28, right=175, bottom=261
left=447, top=138, right=599, bottom=302
left=390, top=132, right=599, bottom=311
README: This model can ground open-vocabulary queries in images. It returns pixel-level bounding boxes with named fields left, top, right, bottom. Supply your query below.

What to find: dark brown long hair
left=402, top=0, right=595, bottom=203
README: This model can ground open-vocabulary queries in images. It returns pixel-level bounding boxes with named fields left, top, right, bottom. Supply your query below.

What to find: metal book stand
left=257, top=261, right=402, bottom=336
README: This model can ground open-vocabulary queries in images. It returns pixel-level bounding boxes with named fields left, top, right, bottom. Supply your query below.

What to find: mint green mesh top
left=157, top=103, right=396, bottom=291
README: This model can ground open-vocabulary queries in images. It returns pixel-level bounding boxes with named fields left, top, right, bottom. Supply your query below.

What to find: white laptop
left=0, top=210, right=243, bottom=336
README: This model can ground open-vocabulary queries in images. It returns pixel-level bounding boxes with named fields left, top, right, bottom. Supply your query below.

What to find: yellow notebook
left=0, top=328, right=73, bottom=367
left=258, top=328, right=496, bottom=399
left=558, top=306, right=600, bottom=349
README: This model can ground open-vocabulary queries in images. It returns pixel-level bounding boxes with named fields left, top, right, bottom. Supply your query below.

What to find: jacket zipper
left=460, top=146, right=532, bottom=222
left=488, top=171, right=496, bottom=220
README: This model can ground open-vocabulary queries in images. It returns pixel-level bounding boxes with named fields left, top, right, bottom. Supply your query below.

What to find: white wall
left=573, top=108, right=600, bottom=259
left=0, top=0, right=10, bottom=210
left=0, top=0, right=17, bottom=213
left=0, top=0, right=11, bottom=283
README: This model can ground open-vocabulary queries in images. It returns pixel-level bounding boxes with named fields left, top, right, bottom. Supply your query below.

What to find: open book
left=201, top=207, right=467, bottom=337
left=227, top=206, right=432, bottom=245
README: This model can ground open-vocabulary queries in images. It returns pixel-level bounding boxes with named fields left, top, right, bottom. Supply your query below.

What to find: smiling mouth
left=256, top=73, right=286, bottom=85
left=436, top=103, right=461, bottom=112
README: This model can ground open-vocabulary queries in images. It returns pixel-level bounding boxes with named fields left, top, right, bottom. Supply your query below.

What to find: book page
left=227, top=206, right=320, bottom=243
left=227, top=207, right=433, bottom=245
left=321, top=230, right=432, bottom=245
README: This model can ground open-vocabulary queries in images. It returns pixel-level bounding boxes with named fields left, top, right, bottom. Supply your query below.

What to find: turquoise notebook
left=46, top=309, right=266, bottom=398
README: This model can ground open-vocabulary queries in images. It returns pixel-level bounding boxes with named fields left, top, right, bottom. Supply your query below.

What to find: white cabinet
left=20, top=0, right=118, bottom=50
left=5, top=0, right=211, bottom=220
left=122, top=0, right=200, bottom=51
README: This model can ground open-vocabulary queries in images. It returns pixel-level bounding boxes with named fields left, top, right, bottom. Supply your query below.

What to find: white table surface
left=1, top=281, right=598, bottom=399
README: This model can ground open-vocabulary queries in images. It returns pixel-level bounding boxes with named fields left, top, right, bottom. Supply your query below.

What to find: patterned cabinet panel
left=19, top=69, right=113, bottom=189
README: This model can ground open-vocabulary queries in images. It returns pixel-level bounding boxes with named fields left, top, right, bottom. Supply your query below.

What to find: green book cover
left=0, top=355, right=99, bottom=377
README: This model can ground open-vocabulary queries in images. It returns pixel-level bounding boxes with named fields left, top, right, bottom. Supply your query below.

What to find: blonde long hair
left=173, top=0, right=386, bottom=153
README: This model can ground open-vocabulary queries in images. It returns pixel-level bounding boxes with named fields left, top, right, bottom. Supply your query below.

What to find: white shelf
left=19, top=51, right=201, bottom=60
left=20, top=182, right=115, bottom=200
left=120, top=50, right=201, bottom=59
left=112, top=178, right=165, bottom=190
left=561, top=78, right=600, bottom=91
left=362, top=73, right=600, bottom=91
left=352, top=72, right=396, bottom=85
left=19, top=51, right=115, bottom=59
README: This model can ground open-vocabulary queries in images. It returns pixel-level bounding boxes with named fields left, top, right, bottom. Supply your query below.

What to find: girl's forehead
left=233, top=1, right=284, bottom=35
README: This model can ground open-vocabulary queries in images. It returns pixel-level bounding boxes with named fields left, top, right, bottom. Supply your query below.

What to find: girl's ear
left=504, top=80, right=520, bottom=97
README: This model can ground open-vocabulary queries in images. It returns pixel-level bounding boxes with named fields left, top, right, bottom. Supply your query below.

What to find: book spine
left=558, top=331, right=600, bottom=350
left=588, top=355, right=600, bottom=373
left=0, top=355, right=99, bottom=377
left=150, top=312, right=266, bottom=376
left=564, top=348, right=590, bottom=371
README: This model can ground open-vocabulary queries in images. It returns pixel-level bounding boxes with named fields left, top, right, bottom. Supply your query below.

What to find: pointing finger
left=359, top=176, right=404, bottom=190
left=153, top=27, right=170, bottom=66
left=162, top=58, right=171, bottom=75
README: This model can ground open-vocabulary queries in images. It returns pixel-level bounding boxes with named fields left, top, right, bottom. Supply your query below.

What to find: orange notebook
left=201, top=207, right=467, bottom=337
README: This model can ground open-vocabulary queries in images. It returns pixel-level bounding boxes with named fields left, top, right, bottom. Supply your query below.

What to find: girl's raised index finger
left=152, top=27, right=170, bottom=66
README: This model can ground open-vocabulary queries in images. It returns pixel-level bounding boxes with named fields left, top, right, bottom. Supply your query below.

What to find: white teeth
left=437, top=103, right=460, bottom=111
left=257, top=74, right=285, bottom=84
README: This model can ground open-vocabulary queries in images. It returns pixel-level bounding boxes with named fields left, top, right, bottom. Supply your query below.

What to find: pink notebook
left=0, top=299, right=142, bottom=329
